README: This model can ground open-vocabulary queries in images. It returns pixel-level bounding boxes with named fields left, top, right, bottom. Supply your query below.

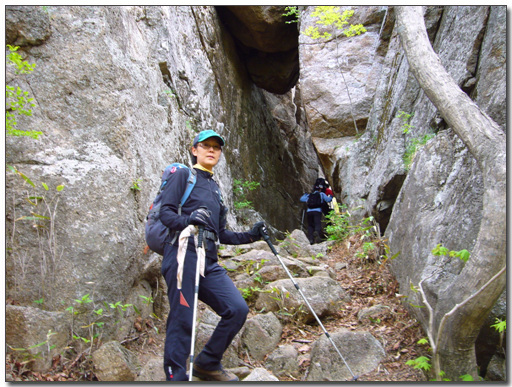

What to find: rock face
left=5, top=5, right=506, bottom=380
left=92, top=341, right=140, bottom=381
left=5, top=6, right=318, bottom=314
left=298, top=5, right=506, bottom=374
left=299, top=6, right=388, bottom=137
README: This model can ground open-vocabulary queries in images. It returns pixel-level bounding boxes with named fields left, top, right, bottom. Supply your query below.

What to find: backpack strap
left=170, top=168, right=197, bottom=244
left=177, top=168, right=197, bottom=215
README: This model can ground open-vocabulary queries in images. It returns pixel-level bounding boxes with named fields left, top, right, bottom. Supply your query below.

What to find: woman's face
left=191, top=139, right=223, bottom=170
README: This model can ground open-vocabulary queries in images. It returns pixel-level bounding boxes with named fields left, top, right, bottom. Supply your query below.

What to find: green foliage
left=75, top=293, right=93, bottom=305
left=403, top=134, right=435, bottom=170
left=237, top=258, right=268, bottom=276
left=397, top=111, right=414, bottom=134
left=8, top=167, right=65, bottom=303
left=356, top=241, right=376, bottom=260
left=164, top=89, right=176, bottom=98
left=130, top=178, right=142, bottom=191
left=324, top=206, right=380, bottom=245
left=432, top=243, right=470, bottom=263
left=64, top=293, right=138, bottom=352
left=33, top=298, right=45, bottom=306
left=239, top=286, right=263, bottom=301
left=7, top=45, right=36, bottom=74
left=139, top=295, right=154, bottom=305
left=406, top=356, right=431, bottom=371
left=8, top=329, right=57, bottom=363
left=303, top=7, right=366, bottom=40
left=380, top=243, right=400, bottom=266
left=233, top=179, right=260, bottom=210
left=324, top=204, right=351, bottom=241
left=491, top=318, right=506, bottom=333
left=417, top=337, right=430, bottom=345
left=6, top=45, right=42, bottom=139
left=282, top=6, right=299, bottom=24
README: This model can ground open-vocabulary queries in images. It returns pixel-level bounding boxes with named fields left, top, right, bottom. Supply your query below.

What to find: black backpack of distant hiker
left=307, top=191, right=323, bottom=209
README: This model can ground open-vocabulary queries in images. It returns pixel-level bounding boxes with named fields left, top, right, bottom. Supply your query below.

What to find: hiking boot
left=313, top=231, right=321, bottom=244
left=193, top=364, right=239, bottom=382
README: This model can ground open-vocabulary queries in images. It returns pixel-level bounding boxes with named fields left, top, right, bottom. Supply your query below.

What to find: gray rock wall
left=297, top=5, right=506, bottom=369
left=5, top=6, right=319, bottom=312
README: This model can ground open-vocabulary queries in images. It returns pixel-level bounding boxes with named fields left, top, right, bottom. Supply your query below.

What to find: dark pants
left=161, top=238, right=249, bottom=381
left=307, top=211, right=323, bottom=244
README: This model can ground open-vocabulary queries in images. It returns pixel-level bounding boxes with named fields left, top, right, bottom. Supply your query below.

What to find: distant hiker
left=300, top=178, right=332, bottom=244
left=320, top=178, right=334, bottom=216
left=159, top=129, right=264, bottom=381
left=319, top=179, right=334, bottom=240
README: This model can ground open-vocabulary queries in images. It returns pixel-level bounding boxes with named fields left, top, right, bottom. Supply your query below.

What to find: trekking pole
left=189, top=224, right=204, bottom=381
left=258, top=226, right=358, bottom=381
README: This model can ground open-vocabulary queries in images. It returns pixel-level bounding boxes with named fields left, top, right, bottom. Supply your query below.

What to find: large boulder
left=241, top=312, right=283, bottom=361
left=194, top=307, right=243, bottom=368
left=5, top=305, right=70, bottom=372
left=5, top=5, right=52, bottom=46
left=306, top=329, right=386, bottom=381
left=255, top=276, right=351, bottom=323
left=92, top=341, right=140, bottom=381
left=299, top=6, right=388, bottom=137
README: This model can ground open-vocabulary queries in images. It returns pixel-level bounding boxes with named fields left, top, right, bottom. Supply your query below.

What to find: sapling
left=6, top=45, right=41, bottom=139
left=404, top=244, right=505, bottom=380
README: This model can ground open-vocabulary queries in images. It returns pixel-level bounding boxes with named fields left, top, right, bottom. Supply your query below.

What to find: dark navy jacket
left=159, top=167, right=254, bottom=260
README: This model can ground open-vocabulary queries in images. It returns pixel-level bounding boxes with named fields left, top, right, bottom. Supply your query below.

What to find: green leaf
left=30, top=213, right=50, bottom=220
left=17, top=171, right=36, bottom=187
left=459, top=374, right=474, bottom=381
left=432, top=243, right=449, bottom=256
left=491, top=318, right=506, bottom=333
left=28, top=341, right=47, bottom=350
left=456, top=249, right=470, bottom=263
left=42, top=182, right=49, bottom=191
left=56, top=184, right=65, bottom=191
left=17, top=215, right=48, bottom=221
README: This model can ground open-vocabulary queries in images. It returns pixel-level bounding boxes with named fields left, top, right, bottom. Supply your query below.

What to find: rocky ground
left=6, top=233, right=428, bottom=382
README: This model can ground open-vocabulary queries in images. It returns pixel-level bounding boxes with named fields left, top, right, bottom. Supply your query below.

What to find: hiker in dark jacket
left=300, top=181, right=332, bottom=244
left=159, top=129, right=264, bottom=382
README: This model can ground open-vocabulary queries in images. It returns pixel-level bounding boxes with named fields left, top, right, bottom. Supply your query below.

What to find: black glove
left=249, top=221, right=266, bottom=240
left=188, top=208, right=211, bottom=226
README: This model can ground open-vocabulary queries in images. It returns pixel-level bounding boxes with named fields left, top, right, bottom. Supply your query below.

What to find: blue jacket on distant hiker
left=300, top=181, right=332, bottom=244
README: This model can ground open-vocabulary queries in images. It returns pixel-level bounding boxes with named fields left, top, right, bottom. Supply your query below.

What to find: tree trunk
left=395, top=6, right=506, bottom=381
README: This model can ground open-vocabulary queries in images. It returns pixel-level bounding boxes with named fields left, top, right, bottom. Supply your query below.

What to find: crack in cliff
left=190, top=7, right=225, bottom=108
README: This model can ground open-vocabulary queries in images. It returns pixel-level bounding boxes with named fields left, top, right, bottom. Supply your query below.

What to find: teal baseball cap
left=193, top=130, right=225, bottom=147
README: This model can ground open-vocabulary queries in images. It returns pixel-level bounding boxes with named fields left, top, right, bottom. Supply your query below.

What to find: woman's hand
left=249, top=221, right=266, bottom=241
left=188, top=208, right=211, bottom=226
